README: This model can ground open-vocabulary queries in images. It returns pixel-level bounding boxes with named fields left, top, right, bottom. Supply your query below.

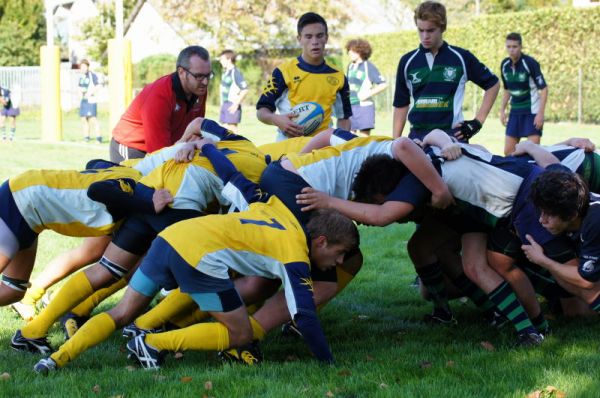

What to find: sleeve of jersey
left=338, top=77, right=352, bottom=119
left=577, top=209, right=600, bottom=282
left=201, top=143, right=269, bottom=206
left=385, top=172, right=431, bottom=206
left=234, top=69, right=248, bottom=90
left=256, top=68, right=286, bottom=111
left=200, top=118, right=248, bottom=142
left=285, top=261, right=334, bottom=363
left=529, top=58, right=547, bottom=89
left=393, top=56, right=410, bottom=108
left=87, top=179, right=155, bottom=218
left=368, top=62, right=386, bottom=84
left=142, top=90, right=177, bottom=153
left=464, top=50, right=499, bottom=90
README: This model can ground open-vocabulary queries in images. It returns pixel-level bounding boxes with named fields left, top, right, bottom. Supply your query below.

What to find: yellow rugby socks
left=71, top=278, right=127, bottom=317
left=22, top=272, right=94, bottom=338
left=51, top=312, right=116, bottom=368
left=135, top=289, right=197, bottom=330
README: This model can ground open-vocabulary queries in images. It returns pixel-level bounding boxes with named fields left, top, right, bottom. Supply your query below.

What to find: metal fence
left=0, top=65, right=107, bottom=111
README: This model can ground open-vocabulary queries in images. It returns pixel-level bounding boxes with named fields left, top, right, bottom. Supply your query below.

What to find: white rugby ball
left=290, top=101, right=324, bottom=136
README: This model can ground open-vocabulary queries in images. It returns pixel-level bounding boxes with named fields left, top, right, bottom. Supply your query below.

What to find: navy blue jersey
left=572, top=193, right=600, bottom=282
left=393, top=42, right=498, bottom=134
left=501, top=54, right=546, bottom=115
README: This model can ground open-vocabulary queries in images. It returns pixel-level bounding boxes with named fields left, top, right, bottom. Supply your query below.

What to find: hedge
left=362, top=6, right=600, bottom=123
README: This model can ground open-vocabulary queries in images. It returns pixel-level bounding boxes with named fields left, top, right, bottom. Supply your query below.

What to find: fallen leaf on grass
left=173, top=352, right=184, bottom=360
left=204, top=380, right=213, bottom=390
left=285, top=355, right=299, bottom=362
left=325, top=391, right=334, bottom=397
left=337, top=369, right=351, bottom=377
left=526, top=385, right=567, bottom=398
left=125, top=365, right=136, bottom=372
left=480, top=341, right=495, bottom=351
left=119, top=346, right=126, bottom=353
left=92, top=384, right=101, bottom=393
left=366, top=355, right=374, bottom=361
left=153, top=374, right=166, bottom=381
left=446, top=360, right=455, bottom=367
left=379, top=383, right=388, bottom=389
left=0, top=372, right=10, bottom=381
left=419, top=361, right=432, bottom=369
left=180, top=376, right=193, bottom=383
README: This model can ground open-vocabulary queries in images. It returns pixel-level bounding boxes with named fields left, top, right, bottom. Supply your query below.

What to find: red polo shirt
left=112, top=73, right=206, bottom=153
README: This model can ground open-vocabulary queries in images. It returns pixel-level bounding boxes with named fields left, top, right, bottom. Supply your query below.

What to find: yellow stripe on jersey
left=285, top=136, right=395, bottom=199
left=276, top=59, right=347, bottom=135
left=258, top=137, right=312, bottom=160
left=9, top=167, right=141, bottom=192
left=138, top=140, right=266, bottom=212
left=9, top=166, right=141, bottom=236
left=160, top=195, right=309, bottom=273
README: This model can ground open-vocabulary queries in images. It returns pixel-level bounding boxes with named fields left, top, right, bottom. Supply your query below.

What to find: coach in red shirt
left=110, top=46, right=212, bottom=162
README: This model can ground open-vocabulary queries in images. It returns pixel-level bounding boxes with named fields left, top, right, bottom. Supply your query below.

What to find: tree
left=158, top=0, right=353, bottom=54
left=0, top=0, right=45, bottom=66
left=77, top=0, right=138, bottom=66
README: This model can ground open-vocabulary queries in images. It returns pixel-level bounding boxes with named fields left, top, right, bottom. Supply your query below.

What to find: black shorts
left=488, top=223, right=577, bottom=263
left=112, top=208, right=203, bottom=255
left=109, top=138, right=146, bottom=164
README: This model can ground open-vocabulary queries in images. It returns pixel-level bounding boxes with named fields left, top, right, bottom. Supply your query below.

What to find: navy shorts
left=350, top=104, right=375, bottom=131
left=80, top=99, right=97, bottom=118
left=409, top=128, right=465, bottom=143
left=130, top=237, right=243, bottom=312
left=0, top=180, right=37, bottom=250
left=506, top=113, right=542, bottom=138
left=219, top=101, right=241, bottom=124
left=111, top=208, right=203, bottom=255
left=259, top=161, right=312, bottom=225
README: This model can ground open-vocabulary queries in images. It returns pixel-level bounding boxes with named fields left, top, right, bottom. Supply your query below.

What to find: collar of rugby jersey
left=171, top=72, right=199, bottom=112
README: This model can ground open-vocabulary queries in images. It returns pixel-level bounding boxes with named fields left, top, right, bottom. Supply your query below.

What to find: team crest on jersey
left=582, top=259, right=597, bottom=274
left=174, top=104, right=181, bottom=112
left=443, top=67, right=457, bottom=82
left=263, top=78, right=277, bottom=95
left=327, top=76, right=339, bottom=86
left=518, top=73, right=527, bottom=81
left=409, top=72, right=422, bottom=84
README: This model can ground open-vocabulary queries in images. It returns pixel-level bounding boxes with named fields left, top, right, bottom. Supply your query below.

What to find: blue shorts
left=1, top=107, right=20, bottom=117
left=259, top=161, right=311, bottom=225
left=80, top=99, right=97, bottom=118
left=0, top=180, right=37, bottom=250
left=506, top=113, right=542, bottom=138
left=130, top=237, right=243, bottom=312
left=219, top=101, right=241, bottom=124
left=350, top=104, right=375, bottom=131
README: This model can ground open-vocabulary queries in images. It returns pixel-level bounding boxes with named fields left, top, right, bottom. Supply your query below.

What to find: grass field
left=0, top=108, right=599, bottom=397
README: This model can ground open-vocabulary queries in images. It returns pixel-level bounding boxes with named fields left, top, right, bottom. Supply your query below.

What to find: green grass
left=0, top=109, right=599, bottom=397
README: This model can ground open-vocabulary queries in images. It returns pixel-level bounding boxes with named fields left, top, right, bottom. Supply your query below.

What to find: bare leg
left=527, top=134, right=541, bottom=145
left=504, top=136, right=520, bottom=156
left=0, top=241, right=37, bottom=306
left=81, top=117, right=89, bottom=140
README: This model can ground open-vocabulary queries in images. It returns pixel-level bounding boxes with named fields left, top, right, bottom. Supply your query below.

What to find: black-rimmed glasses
left=181, top=66, right=214, bottom=82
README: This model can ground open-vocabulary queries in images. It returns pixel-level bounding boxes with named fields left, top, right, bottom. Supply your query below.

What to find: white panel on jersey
left=134, top=143, right=187, bottom=175
left=172, top=166, right=228, bottom=211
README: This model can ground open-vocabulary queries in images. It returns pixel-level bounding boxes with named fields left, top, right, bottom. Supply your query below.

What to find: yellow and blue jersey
left=9, top=166, right=141, bottom=236
left=285, top=135, right=394, bottom=199
left=257, top=56, right=351, bottom=137
left=136, top=121, right=267, bottom=213
left=258, top=136, right=312, bottom=160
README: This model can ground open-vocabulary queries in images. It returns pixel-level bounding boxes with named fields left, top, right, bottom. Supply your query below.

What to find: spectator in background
left=392, top=1, right=499, bottom=142
left=0, top=84, right=20, bottom=141
left=110, top=46, right=210, bottom=163
left=218, top=50, right=249, bottom=132
left=500, top=32, right=548, bottom=155
left=257, top=12, right=351, bottom=141
left=78, top=60, right=102, bottom=143
left=345, top=39, right=387, bottom=136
